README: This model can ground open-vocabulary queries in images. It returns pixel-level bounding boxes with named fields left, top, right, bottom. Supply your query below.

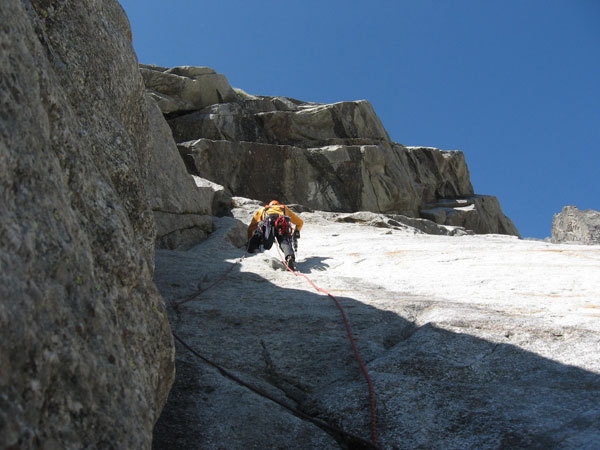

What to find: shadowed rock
left=144, top=93, right=215, bottom=249
left=1, top=1, right=174, bottom=448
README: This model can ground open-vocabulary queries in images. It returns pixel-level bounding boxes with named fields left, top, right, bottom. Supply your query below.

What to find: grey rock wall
left=140, top=64, right=237, bottom=114
left=141, top=64, right=519, bottom=236
left=144, top=94, right=214, bottom=249
left=177, top=139, right=473, bottom=216
left=1, top=1, right=174, bottom=448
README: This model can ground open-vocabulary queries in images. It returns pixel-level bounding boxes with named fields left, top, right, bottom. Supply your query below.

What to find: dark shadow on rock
left=151, top=227, right=600, bottom=450
left=297, top=256, right=331, bottom=272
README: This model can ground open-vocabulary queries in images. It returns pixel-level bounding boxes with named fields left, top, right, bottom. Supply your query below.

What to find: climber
left=247, top=200, right=303, bottom=270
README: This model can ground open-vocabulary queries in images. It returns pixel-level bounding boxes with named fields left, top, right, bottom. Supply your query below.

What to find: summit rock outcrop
left=141, top=65, right=520, bottom=237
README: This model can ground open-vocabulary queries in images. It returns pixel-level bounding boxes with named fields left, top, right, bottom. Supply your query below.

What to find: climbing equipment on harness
left=260, top=216, right=273, bottom=241
left=274, top=214, right=292, bottom=236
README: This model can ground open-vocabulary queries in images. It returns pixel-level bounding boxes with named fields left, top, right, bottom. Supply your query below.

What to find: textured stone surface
left=152, top=203, right=600, bottom=449
left=422, top=195, right=521, bottom=236
left=140, top=64, right=237, bottom=114
left=142, top=66, right=518, bottom=236
left=1, top=1, right=174, bottom=448
left=551, top=205, right=600, bottom=245
left=331, top=211, right=472, bottom=236
left=177, top=139, right=476, bottom=217
left=144, top=93, right=214, bottom=249
left=166, top=96, right=390, bottom=146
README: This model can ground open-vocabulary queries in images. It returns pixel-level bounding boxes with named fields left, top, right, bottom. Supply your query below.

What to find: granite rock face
left=140, top=64, right=237, bottom=114
left=141, top=64, right=519, bottom=236
left=144, top=93, right=215, bottom=249
left=1, top=1, right=174, bottom=448
left=167, top=96, right=391, bottom=146
left=0, top=1, right=530, bottom=448
left=552, top=205, right=600, bottom=245
left=152, top=206, right=600, bottom=449
left=177, top=139, right=474, bottom=216
left=422, top=195, right=520, bottom=236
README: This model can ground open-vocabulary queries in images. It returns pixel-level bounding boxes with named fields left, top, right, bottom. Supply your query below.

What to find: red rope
left=279, top=248, right=380, bottom=447
left=172, top=332, right=379, bottom=449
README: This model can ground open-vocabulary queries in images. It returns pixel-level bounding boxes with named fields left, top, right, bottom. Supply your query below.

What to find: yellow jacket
left=247, top=204, right=304, bottom=239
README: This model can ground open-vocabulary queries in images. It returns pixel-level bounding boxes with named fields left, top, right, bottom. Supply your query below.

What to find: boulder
left=421, top=196, right=520, bottom=236
left=551, top=205, right=600, bottom=244
left=192, top=176, right=233, bottom=218
left=0, top=1, right=173, bottom=448
left=140, top=64, right=237, bottom=114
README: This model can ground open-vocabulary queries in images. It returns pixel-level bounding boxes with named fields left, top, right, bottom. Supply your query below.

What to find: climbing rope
left=172, top=332, right=379, bottom=449
left=277, top=246, right=380, bottom=448
left=170, top=238, right=380, bottom=448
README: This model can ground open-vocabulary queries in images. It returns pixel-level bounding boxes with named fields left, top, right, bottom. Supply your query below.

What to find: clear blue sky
left=120, top=0, right=599, bottom=239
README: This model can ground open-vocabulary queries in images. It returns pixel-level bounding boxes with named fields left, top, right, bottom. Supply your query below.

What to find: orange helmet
left=267, top=200, right=280, bottom=207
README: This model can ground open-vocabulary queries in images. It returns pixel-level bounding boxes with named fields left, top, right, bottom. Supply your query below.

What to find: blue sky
left=120, top=1, right=599, bottom=239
